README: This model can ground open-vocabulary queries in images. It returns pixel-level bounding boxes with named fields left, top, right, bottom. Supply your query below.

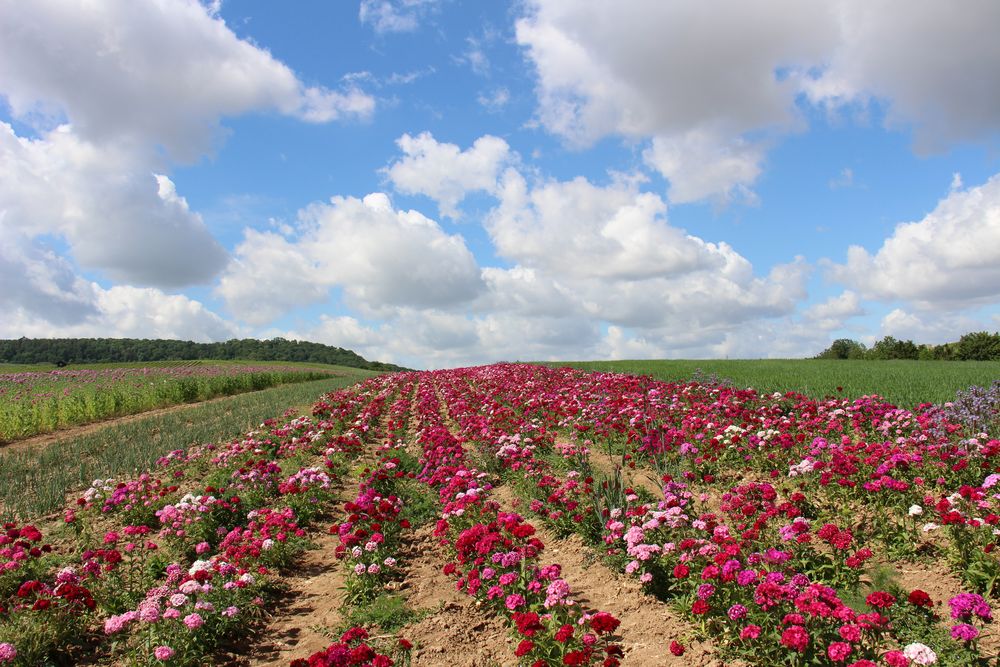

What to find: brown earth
left=400, top=524, right=515, bottom=667
left=491, top=486, right=728, bottom=666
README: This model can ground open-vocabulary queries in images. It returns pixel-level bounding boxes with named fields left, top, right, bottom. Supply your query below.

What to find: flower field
left=0, top=363, right=335, bottom=442
left=1, top=363, right=999, bottom=666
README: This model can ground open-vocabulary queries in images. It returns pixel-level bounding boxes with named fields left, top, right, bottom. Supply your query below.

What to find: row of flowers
left=417, top=364, right=1000, bottom=666
left=1, top=377, right=392, bottom=665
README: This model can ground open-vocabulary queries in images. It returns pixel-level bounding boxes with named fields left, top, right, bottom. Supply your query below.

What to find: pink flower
left=154, top=645, right=175, bottom=661
left=195, top=541, right=210, bottom=555
left=740, top=625, right=761, bottom=640
left=951, top=623, right=979, bottom=641
left=781, top=626, right=810, bottom=653
left=505, top=594, right=525, bottom=610
left=827, top=641, right=852, bottom=662
left=0, top=643, right=16, bottom=663
left=183, top=613, right=204, bottom=629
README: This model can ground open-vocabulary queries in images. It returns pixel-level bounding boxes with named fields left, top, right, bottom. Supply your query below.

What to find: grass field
left=0, top=370, right=376, bottom=520
left=0, top=360, right=345, bottom=441
left=549, top=359, right=1000, bottom=407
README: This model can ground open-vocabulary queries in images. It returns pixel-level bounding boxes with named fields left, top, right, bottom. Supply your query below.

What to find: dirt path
left=243, top=531, right=348, bottom=665
left=400, top=524, right=516, bottom=666
left=492, top=485, right=727, bottom=666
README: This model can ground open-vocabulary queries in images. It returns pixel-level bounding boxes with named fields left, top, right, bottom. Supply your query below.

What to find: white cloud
left=488, top=169, right=724, bottom=280
left=802, top=1, right=1000, bottom=153
left=384, top=132, right=512, bottom=218
left=0, top=0, right=374, bottom=160
left=827, top=173, right=1000, bottom=309
left=478, top=87, right=511, bottom=113
left=218, top=193, right=484, bottom=324
left=802, top=290, right=865, bottom=329
left=516, top=0, right=1000, bottom=203
left=359, top=0, right=437, bottom=34
left=829, top=167, right=855, bottom=190
left=0, top=122, right=228, bottom=287
left=879, top=308, right=984, bottom=345
left=0, top=228, right=236, bottom=341
left=644, top=130, right=765, bottom=205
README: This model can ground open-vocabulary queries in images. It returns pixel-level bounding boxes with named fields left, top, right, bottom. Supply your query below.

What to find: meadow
left=0, top=361, right=340, bottom=442
left=1, top=361, right=999, bottom=666
left=552, top=358, right=1000, bottom=407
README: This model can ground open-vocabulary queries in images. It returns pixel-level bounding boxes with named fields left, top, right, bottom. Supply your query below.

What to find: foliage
left=0, top=336, right=407, bottom=372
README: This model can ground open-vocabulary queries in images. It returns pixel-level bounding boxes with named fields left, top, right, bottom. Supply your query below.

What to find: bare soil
left=400, top=524, right=515, bottom=666
left=492, top=486, right=728, bottom=666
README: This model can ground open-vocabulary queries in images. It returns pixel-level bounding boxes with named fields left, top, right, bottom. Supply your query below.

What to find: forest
left=0, top=337, right=407, bottom=371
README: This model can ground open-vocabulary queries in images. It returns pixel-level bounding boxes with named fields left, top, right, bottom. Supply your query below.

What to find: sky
left=1, top=0, right=1000, bottom=369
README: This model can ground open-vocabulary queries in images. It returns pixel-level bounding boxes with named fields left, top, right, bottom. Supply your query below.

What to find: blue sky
left=2, top=0, right=1000, bottom=368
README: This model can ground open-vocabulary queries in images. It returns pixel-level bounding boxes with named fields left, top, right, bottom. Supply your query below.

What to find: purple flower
left=951, top=623, right=980, bottom=641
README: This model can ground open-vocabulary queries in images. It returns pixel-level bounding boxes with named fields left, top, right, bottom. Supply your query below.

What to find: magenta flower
left=153, top=645, right=175, bottom=661
left=183, top=613, right=204, bottom=629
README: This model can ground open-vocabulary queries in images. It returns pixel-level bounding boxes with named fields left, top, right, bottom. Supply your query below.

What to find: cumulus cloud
left=218, top=193, right=484, bottom=324
left=384, top=132, right=512, bottom=218
left=0, top=228, right=237, bottom=341
left=643, top=131, right=765, bottom=205
left=879, top=308, right=985, bottom=345
left=516, top=0, right=1000, bottom=202
left=0, top=0, right=374, bottom=161
left=0, top=123, right=228, bottom=287
left=488, top=169, right=726, bottom=280
left=802, top=1, right=1000, bottom=153
left=826, top=173, right=1000, bottom=309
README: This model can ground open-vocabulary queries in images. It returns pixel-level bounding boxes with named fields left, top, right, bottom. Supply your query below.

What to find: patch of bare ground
left=491, top=485, right=730, bottom=666
left=586, top=449, right=663, bottom=499
left=400, top=523, right=515, bottom=666
left=889, top=558, right=1000, bottom=655
left=236, top=530, right=348, bottom=666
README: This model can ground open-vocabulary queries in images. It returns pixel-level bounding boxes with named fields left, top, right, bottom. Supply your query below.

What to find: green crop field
left=0, top=360, right=350, bottom=441
left=0, top=371, right=376, bottom=520
left=548, top=359, right=1000, bottom=407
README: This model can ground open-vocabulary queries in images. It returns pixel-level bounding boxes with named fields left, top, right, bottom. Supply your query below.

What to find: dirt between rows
left=491, top=485, right=729, bottom=666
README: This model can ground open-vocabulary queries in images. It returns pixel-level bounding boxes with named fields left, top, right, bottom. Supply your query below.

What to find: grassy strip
left=0, top=363, right=363, bottom=442
left=547, top=358, right=1000, bottom=407
left=0, top=374, right=374, bottom=521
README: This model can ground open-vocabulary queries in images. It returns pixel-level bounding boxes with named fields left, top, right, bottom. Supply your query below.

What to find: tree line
left=815, top=331, right=1000, bottom=361
left=0, top=337, right=408, bottom=372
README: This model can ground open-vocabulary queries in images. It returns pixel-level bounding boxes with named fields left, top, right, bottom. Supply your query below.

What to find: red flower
left=673, top=564, right=689, bottom=579
left=669, top=641, right=685, bottom=656
left=590, top=612, right=621, bottom=634
left=555, top=624, right=574, bottom=642
left=691, top=599, right=710, bottom=615
left=908, top=589, right=933, bottom=608
left=865, top=591, right=895, bottom=609
left=515, top=640, right=535, bottom=657
left=780, top=626, right=810, bottom=653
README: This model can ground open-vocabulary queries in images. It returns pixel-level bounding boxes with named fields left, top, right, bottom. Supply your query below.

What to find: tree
left=815, top=339, right=867, bottom=359
left=956, top=331, right=1000, bottom=361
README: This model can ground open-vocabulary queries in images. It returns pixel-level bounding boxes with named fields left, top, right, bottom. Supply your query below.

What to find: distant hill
left=0, top=337, right=408, bottom=372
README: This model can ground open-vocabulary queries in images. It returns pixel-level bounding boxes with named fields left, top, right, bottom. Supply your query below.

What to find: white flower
left=903, top=642, right=937, bottom=665
left=908, top=505, right=924, bottom=516
left=922, top=523, right=940, bottom=532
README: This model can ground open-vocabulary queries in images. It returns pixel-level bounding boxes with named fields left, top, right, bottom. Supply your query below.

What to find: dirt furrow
left=491, top=485, right=727, bottom=666
left=400, top=524, right=516, bottom=666
left=245, top=532, right=348, bottom=666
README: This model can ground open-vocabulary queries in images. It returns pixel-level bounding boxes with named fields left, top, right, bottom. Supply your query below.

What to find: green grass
left=0, top=360, right=358, bottom=441
left=0, top=372, right=376, bottom=521
left=547, top=359, right=1000, bottom=407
